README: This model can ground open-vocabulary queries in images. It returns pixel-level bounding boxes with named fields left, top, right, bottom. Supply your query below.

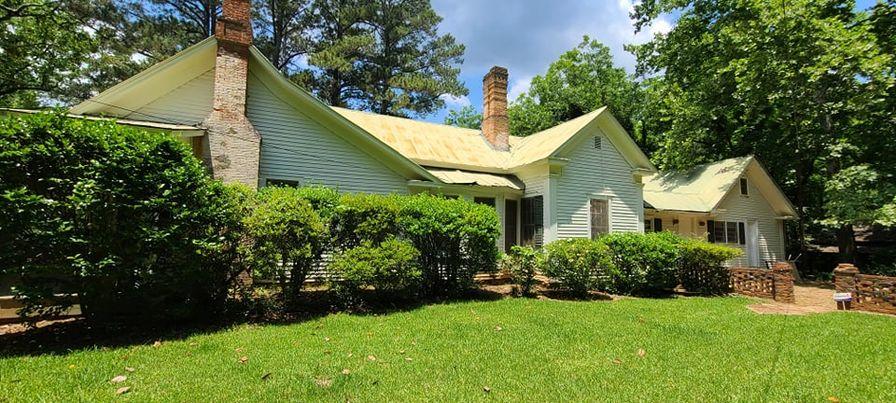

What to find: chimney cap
left=483, top=66, right=508, bottom=81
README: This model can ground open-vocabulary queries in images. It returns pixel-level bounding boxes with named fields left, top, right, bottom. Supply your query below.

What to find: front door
left=747, top=221, right=761, bottom=267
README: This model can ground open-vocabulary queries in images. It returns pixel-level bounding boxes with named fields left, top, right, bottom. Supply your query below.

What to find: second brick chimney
left=201, top=0, right=261, bottom=187
left=481, top=66, right=510, bottom=151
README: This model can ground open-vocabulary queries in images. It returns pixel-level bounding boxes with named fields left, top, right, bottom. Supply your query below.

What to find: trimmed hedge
left=329, top=238, right=421, bottom=300
left=540, top=232, right=741, bottom=296
left=0, top=112, right=248, bottom=322
left=290, top=190, right=501, bottom=296
left=245, top=186, right=327, bottom=297
left=543, top=239, right=615, bottom=296
left=598, top=232, right=680, bottom=295
left=675, top=238, right=742, bottom=294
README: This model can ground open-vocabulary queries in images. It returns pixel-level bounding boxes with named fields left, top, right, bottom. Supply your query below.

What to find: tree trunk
left=836, top=224, right=857, bottom=263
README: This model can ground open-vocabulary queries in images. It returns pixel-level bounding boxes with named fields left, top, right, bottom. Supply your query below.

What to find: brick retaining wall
left=833, top=263, right=896, bottom=315
left=729, top=262, right=795, bottom=303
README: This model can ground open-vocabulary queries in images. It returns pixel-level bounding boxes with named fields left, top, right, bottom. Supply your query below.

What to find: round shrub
left=329, top=238, right=421, bottom=300
left=0, top=112, right=248, bottom=322
left=599, top=232, right=680, bottom=295
left=501, top=245, right=542, bottom=295
left=543, top=239, right=615, bottom=296
left=676, top=239, right=741, bottom=294
left=330, top=193, right=402, bottom=249
left=245, top=186, right=326, bottom=296
left=399, top=194, right=501, bottom=295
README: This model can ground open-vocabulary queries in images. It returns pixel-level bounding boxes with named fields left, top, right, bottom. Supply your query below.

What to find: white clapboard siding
left=246, top=72, right=409, bottom=194
left=556, top=129, right=643, bottom=238
left=127, top=69, right=215, bottom=125
left=714, top=178, right=786, bottom=267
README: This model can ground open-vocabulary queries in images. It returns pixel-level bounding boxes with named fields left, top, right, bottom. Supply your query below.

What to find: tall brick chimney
left=201, top=0, right=261, bottom=187
left=481, top=66, right=509, bottom=151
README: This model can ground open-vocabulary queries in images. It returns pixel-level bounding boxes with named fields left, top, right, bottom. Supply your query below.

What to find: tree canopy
left=507, top=36, right=645, bottom=145
left=630, top=0, right=895, bottom=257
left=0, top=0, right=466, bottom=118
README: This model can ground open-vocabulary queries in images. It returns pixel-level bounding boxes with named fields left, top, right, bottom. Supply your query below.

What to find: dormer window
left=739, top=177, right=748, bottom=196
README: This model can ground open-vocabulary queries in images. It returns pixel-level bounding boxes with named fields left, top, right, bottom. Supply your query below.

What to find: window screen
left=590, top=199, right=609, bottom=239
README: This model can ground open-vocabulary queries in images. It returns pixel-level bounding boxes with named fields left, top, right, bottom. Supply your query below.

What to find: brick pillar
left=771, top=262, right=795, bottom=303
left=833, top=263, right=859, bottom=294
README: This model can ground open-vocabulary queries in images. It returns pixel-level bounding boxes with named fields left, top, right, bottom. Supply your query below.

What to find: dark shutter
left=504, top=200, right=518, bottom=252
left=521, top=196, right=544, bottom=248
left=707, top=220, right=716, bottom=243
left=653, top=218, right=663, bottom=232
left=738, top=222, right=746, bottom=245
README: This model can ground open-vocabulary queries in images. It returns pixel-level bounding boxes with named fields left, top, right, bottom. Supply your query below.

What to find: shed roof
left=426, top=168, right=524, bottom=190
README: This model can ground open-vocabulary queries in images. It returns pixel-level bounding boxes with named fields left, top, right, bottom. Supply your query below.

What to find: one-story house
left=643, top=156, right=798, bottom=267
left=4, top=0, right=796, bottom=267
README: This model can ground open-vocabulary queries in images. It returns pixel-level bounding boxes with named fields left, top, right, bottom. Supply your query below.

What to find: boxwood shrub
left=598, top=232, right=681, bottom=295
left=329, top=238, right=421, bottom=301
left=0, top=112, right=248, bottom=322
left=675, top=238, right=742, bottom=294
left=245, top=186, right=327, bottom=297
left=543, top=239, right=615, bottom=296
left=398, top=194, right=501, bottom=295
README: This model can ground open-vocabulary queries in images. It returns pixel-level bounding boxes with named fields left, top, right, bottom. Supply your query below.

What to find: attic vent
left=593, top=136, right=602, bottom=150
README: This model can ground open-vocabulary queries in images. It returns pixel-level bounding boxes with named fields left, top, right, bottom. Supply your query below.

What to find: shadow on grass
left=0, top=287, right=508, bottom=359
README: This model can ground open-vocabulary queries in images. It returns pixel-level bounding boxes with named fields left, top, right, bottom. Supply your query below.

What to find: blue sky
left=425, top=0, right=881, bottom=124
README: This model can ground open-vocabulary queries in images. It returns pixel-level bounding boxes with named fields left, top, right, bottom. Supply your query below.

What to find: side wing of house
left=711, top=170, right=788, bottom=267
left=246, top=71, right=408, bottom=194
left=554, top=127, right=644, bottom=240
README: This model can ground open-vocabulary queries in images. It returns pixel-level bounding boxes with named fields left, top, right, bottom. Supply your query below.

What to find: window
left=266, top=178, right=298, bottom=187
left=590, top=199, right=609, bottom=239
left=504, top=199, right=518, bottom=252
left=708, top=220, right=745, bottom=244
left=521, top=196, right=544, bottom=247
left=474, top=197, right=496, bottom=207
left=740, top=178, right=749, bottom=196
left=644, top=218, right=663, bottom=233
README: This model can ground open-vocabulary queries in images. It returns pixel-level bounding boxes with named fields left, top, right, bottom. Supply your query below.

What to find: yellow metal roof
left=508, top=108, right=605, bottom=168
left=643, top=156, right=753, bottom=212
left=333, top=107, right=511, bottom=171
left=334, top=105, right=655, bottom=174
left=643, top=155, right=797, bottom=218
left=426, top=168, right=524, bottom=190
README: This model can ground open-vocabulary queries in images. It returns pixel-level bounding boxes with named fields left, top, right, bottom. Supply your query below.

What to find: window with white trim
left=708, top=220, right=746, bottom=245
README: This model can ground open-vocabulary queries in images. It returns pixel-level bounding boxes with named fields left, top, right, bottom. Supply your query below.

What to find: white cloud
left=649, top=18, right=673, bottom=36
left=508, top=75, right=533, bottom=102
left=439, top=93, right=472, bottom=107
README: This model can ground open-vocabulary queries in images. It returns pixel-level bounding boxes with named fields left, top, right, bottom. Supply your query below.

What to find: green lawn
left=2, top=296, right=894, bottom=402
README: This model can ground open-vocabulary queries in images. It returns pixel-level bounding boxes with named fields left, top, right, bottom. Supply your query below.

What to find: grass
left=1, top=296, right=894, bottom=402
